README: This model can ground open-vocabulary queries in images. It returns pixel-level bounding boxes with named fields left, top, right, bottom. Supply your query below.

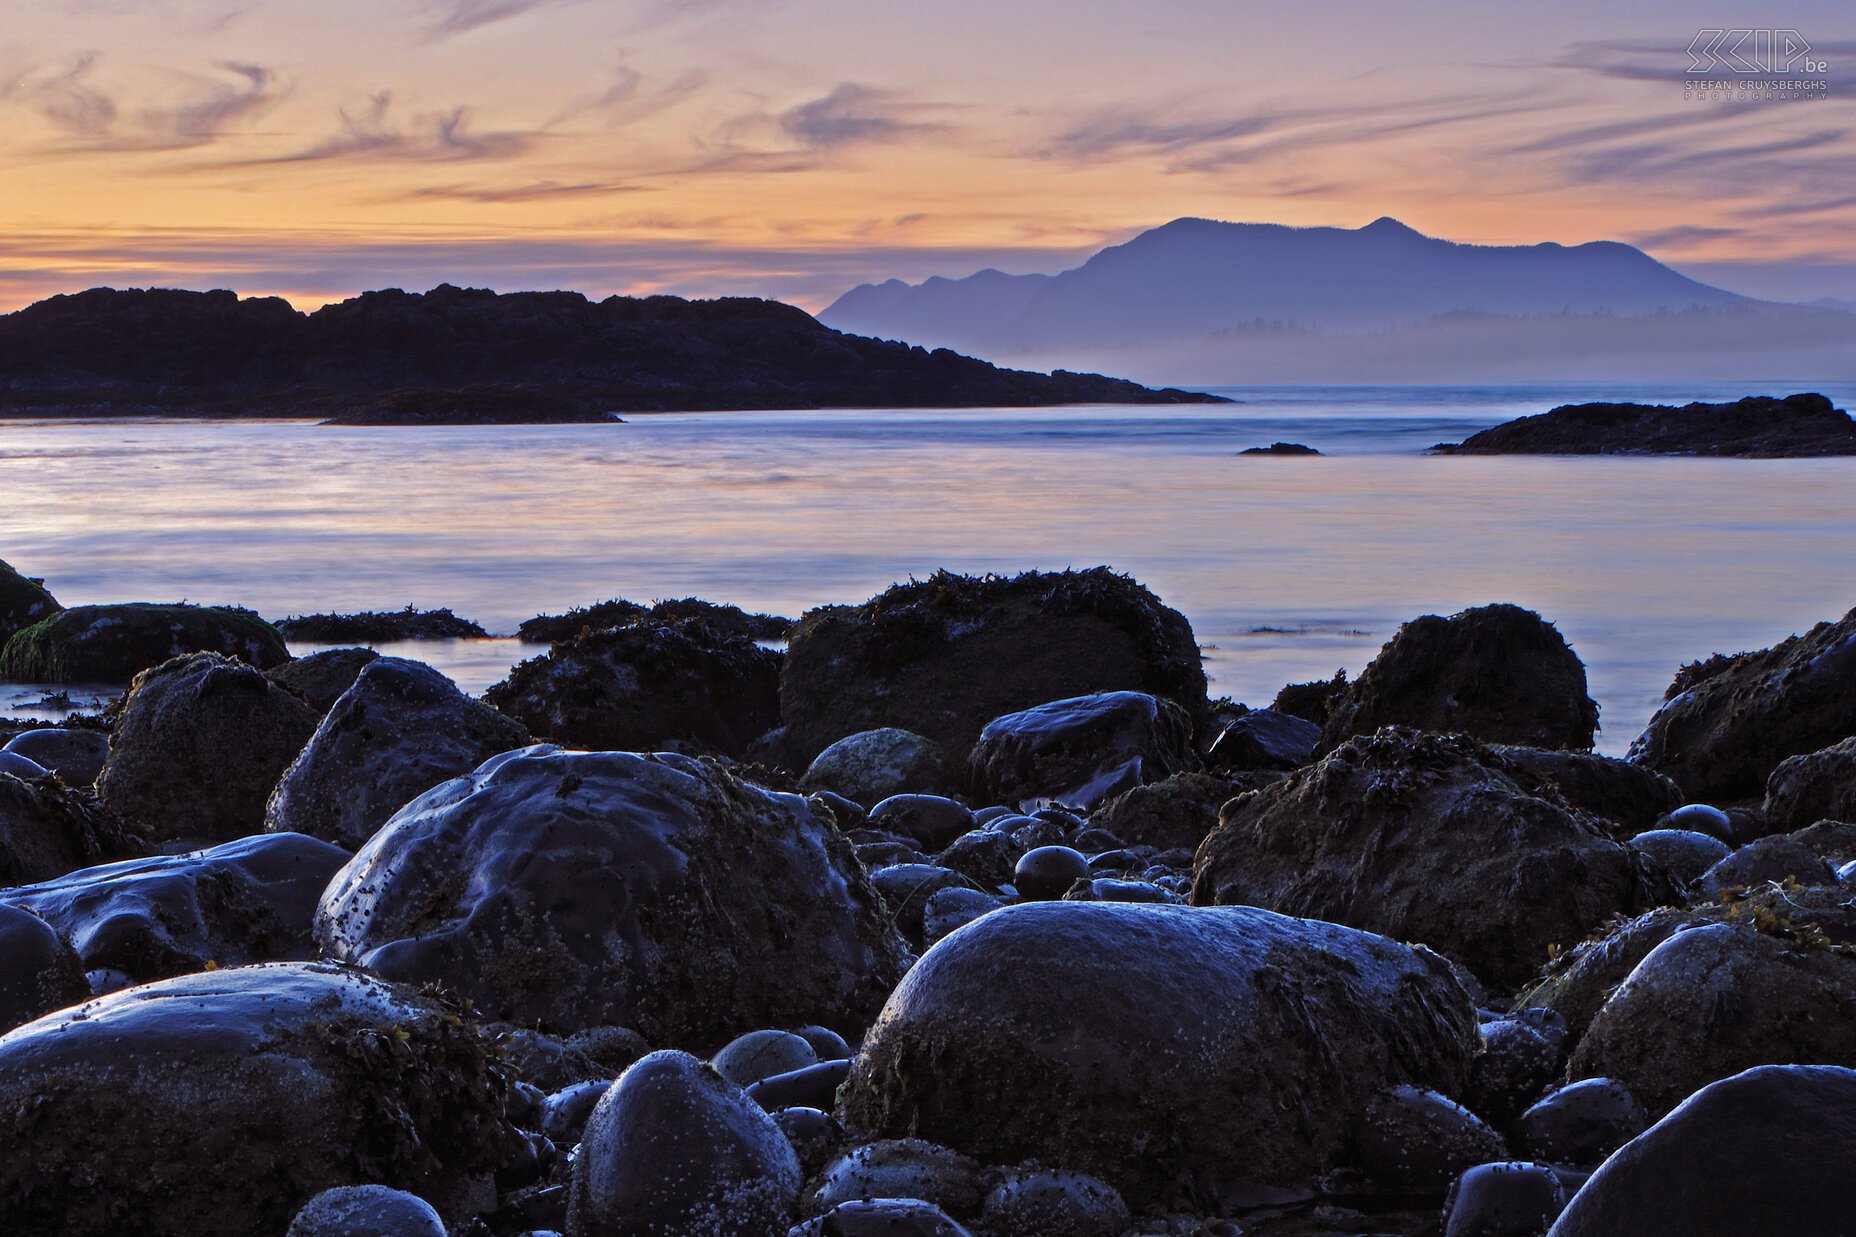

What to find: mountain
left=818, top=217, right=1856, bottom=384
left=0, top=284, right=1222, bottom=421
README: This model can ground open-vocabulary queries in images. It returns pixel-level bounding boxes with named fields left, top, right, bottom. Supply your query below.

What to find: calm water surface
left=3, top=382, right=1853, bottom=756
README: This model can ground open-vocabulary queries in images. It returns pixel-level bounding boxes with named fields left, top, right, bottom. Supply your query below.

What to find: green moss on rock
left=0, top=560, right=60, bottom=646
left=0, top=603, right=289, bottom=683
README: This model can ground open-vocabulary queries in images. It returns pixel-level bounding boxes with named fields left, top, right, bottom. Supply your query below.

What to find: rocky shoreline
left=3, top=557, right=1856, bottom=1235
left=1433, top=392, right=1856, bottom=457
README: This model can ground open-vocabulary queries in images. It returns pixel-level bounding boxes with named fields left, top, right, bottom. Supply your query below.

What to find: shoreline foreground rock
left=1433, top=391, right=1856, bottom=457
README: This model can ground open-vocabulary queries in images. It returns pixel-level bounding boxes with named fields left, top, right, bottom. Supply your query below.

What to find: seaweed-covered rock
left=1272, top=670, right=1348, bottom=726
left=317, top=746, right=908, bottom=1045
left=519, top=597, right=791, bottom=644
left=1321, top=606, right=1598, bottom=753
left=1192, top=729, right=1668, bottom=986
left=567, top=1049, right=801, bottom=1237
left=839, top=902, right=1477, bottom=1207
left=265, top=658, right=529, bottom=850
left=275, top=607, right=487, bottom=642
left=0, top=904, right=87, bottom=1032
left=803, top=729, right=950, bottom=806
left=266, top=646, right=381, bottom=713
left=1492, top=747, right=1683, bottom=834
left=780, top=569, right=1208, bottom=765
left=0, top=770, right=129, bottom=886
left=1629, top=607, right=1856, bottom=803
left=1763, top=737, right=1856, bottom=835
left=1547, top=1065, right=1856, bottom=1236
left=970, top=692, right=1194, bottom=811
left=486, top=624, right=780, bottom=758
left=0, top=832, right=349, bottom=982
left=97, top=653, right=318, bottom=844
left=0, top=961, right=515, bottom=1237
left=1, top=728, right=109, bottom=787
left=0, top=602, right=288, bottom=683
left=0, top=559, right=59, bottom=646
left=1089, top=771, right=1247, bottom=853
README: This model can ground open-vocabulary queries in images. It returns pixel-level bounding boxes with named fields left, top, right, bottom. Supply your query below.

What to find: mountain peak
left=1360, top=216, right=1421, bottom=236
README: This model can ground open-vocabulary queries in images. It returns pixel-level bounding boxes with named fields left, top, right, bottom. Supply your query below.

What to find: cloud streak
left=0, top=55, right=281, bottom=151
left=231, top=92, right=538, bottom=164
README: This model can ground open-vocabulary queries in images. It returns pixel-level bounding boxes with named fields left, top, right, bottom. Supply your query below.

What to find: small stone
left=1013, top=846, right=1091, bottom=901
left=1441, top=1161, right=1566, bottom=1237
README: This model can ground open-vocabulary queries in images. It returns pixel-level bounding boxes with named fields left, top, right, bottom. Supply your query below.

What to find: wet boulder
left=286, top=1186, right=447, bottom=1237
left=97, top=653, right=318, bottom=844
left=0, top=904, right=88, bottom=1032
left=1443, top=1162, right=1567, bottom=1237
left=1, top=728, right=109, bottom=787
left=839, top=902, right=1477, bottom=1207
left=806, top=1139, right=987, bottom=1220
left=970, top=692, right=1193, bottom=811
left=0, top=961, right=515, bottom=1237
left=867, top=795, right=974, bottom=852
left=1492, top=747, right=1683, bottom=834
left=0, top=770, right=130, bottom=887
left=1354, top=1085, right=1506, bottom=1193
left=0, top=559, right=59, bottom=646
left=267, top=646, right=381, bottom=713
left=1763, top=736, right=1856, bottom=834
left=803, top=728, right=950, bottom=806
left=1192, top=730, right=1669, bottom=987
left=0, top=602, right=289, bottom=684
left=485, top=623, right=780, bottom=758
left=0, top=832, right=349, bottom=982
left=1626, top=829, right=1730, bottom=885
left=1515, top=1078, right=1647, bottom=1166
left=779, top=569, right=1208, bottom=765
left=1629, top=607, right=1856, bottom=803
left=1568, top=922, right=1856, bottom=1114
left=1321, top=605, right=1598, bottom=753
left=317, top=747, right=908, bottom=1045
left=265, top=658, right=529, bottom=850
left=1089, top=771, right=1248, bottom=853
left=1206, top=707, right=1321, bottom=772
left=1547, top=1065, right=1856, bottom=1237
left=567, top=1049, right=802, bottom=1237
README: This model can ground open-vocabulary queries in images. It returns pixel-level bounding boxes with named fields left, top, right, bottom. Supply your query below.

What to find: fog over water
left=4, top=382, right=1854, bottom=755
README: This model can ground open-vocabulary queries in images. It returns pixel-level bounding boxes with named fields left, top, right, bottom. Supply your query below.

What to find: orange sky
left=2, top=0, right=1853, bottom=310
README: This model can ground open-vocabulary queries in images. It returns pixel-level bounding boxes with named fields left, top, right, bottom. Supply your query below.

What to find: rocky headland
left=1433, top=392, right=1856, bottom=457
left=3, top=555, right=1856, bottom=1236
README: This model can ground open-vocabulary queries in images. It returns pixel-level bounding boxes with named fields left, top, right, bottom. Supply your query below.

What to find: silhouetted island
left=0, top=285, right=1223, bottom=421
left=1433, top=392, right=1856, bottom=457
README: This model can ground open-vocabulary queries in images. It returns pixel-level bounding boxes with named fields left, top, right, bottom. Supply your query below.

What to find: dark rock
left=1515, top=1078, right=1647, bottom=1166
left=275, top=607, right=488, bottom=642
left=0, top=904, right=87, bottom=1032
left=0, top=832, right=349, bottom=982
left=936, top=828, right=1020, bottom=889
left=266, top=646, right=381, bottom=713
left=0, top=752, right=46, bottom=780
left=494, top=1025, right=611, bottom=1090
left=1065, top=876, right=1182, bottom=904
left=1355, top=1085, right=1507, bottom=1193
left=563, top=1025, right=650, bottom=1076
left=1513, top=908, right=1697, bottom=1037
left=1693, top=833, right=1835, bottom=897
left=792, top=1024, right=853, bottom=1061
left=1657, top=801, right=1734, bottom=841
left=1629, top=607, right=1856, bottom=803
left=1492, top=747, right=1682, bottom=833
left=772, top=1107, right=842, bottom=1176
left=1546, top=1064, right=1856, bottom=1236
left=746, top=1058, right=852, bottom=1111
left=807, top=1139, right=987, bottom=1219
left=520, top=596, right=655, bottom=644
left=1441, top=1162, right=1566, bottom=1237
left=867, top=795, right=976, bottom=852
left=981, top=1169, right=1130, bottom=1237
left=0, top=602, right=289, bottom=683
left=1791, top=818, right=1856, bottom=864
left=0, top=770, right=131, bottom=886
left=286, top=1185, right=448, bottom=1237
left=1193, top=729, right=1669, bottom=987
left=317, top=747, right=907, bottom=1044
left=520, top=597, right=792, bottom=645
left=1434, top=392, right=1856, bottom=457
left=1013, top=845, right=1091, bottom=901
left=485, top=623, right=780, bottom=758
left=870, top=863, right=981, bottom=943
left=804, top=729, right=950, bottom=806
left=0, top=961, right=514, bottom=1237
left=96, top=652, right=318, bottom=844
left=566, top=1049, right=801, bottom=1237
left=1626, top=829, right=1730, bottom=885
left=779, top=569, right=1208, bottom=765
left=921, top=886, right=1004, bottom=945
left=1764, top=736, right=1856, bottom=834
left=838, top=902, right=1477, bottom=1207
left=1239, top=441, right=1321, bottom=455
left=1089, top=771, right=1248, bottom=853
left=1465, top=1018, right=1565, bottom=1128
left=1, top=728, right=109, bottom=786
left=542, top=1079, right=614, bottom=1147
left=1321, top=606, right=1598, bottom=752
left=792, top=1198, right=973, bottom=1237
left=1207, top=707, right=1321, bottom=771
left=265, top=658, right=529, bottom=850
left=970, top=691, right=1194, bottom=811
left=1272, top=670, right=1348, bottom=726
left=0, top=559, right=59, bottom=646
left=714, top=1029, right=819, bottom=1088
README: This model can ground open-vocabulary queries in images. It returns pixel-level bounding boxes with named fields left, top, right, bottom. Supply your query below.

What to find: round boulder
left=0, top=559, right=59, bottom=647
left=266, top=646, right=381, bottom=713
left=804, top=729, right=950, bottom=806
left=1, top=728, right=109, bottom=787
left=1626, top=829, right=1731, bottom=886
left=0, top=904, right=88, bottom=1032
left=0, top=602, right=289, bottom=684
left=286, top=1186, right=447, bottom=1237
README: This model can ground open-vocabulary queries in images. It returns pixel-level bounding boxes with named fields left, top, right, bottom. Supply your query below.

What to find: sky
left=2, top=0, right=1854, bottom=312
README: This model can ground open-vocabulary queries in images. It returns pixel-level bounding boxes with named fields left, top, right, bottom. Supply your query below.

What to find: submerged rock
left=0, top=602, right=289, bottom=683
left=838, top=902, right=1477, bottom=1208
left=1193, top=729, right=1668, bottom=986
left=1763, top=736, right=1856, bottom=834
left=1629, top=606, right=1856, bottom=803
left=317, top=747, right=907, bottom=1045
left=0, top=559, right=60, bottom=648
left=779, top=569, right=1208, bottom=765
left=486, top=624, right=780, bottom=758
left=275, top=606, right=488, bottom=642
left=97, top=653, right=318, bottom=844
left=0, top=961, right=514, bottom=1237
left=1321, top=605, right=1598, bottom=752
left=970, top=692, right=1194, bottom=811
left=265, top=658, right=529, bottom=850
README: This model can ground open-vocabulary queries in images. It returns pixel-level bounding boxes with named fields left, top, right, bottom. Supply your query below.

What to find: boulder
left=519, top=597, right=790, bottom=645
left=267, top=646, right=380, bottom=713
left=274, top=607, right=487, bottom=642
left=838, top=902, right=1477, bottom=1207
left=0, top=832, right=350, bottom=982
left=867, top=795, right=975, bottom=852
left=265, top=658, right=529, bottom=850
left=1089, top=771, right=1248, bottom=853
left=1568, top=922, right=1856, bottom=1114
left=317, top=747, right=908, bottom=1045
left=1443, top=1162, right=1567, bottom=1237
left=1692, top=833, right=1835, bottom=897
left=97, top=653, right=318, bottom=844
left=286, top=1186, right=447, bottom=1237
left=1515, top=1078, right=1647, bottom=1166
left=0, top=602, right=288, bottom=683
left=0, top=770, right=130, bottom=887
left=806, top=1139, right=987, bottom=1219
left=803, top=729, right=950, bottom=806
left=0, top=904, right=88, bottom=1032
left=969, top=692, right=1194, bottom=811
left=1354, top=1084, right=1507, bottom=1193
left=485, top=624, right=779, bottom=758
left=1207, top=707, right=1321, bottom=772
left=792, top=1199, right=971, bottom=1237
left=980, top=1169, right=1129, bottom=1237
left=1321, top=605, right=1598, bottom=753
left=1764, top=736, right=1856, bottom=834
left=1492, top=746, right=1683, bottom=833
left=1272, top=670, right=1348, bottom=726
left=779, top=569, right=1208, bottom=765
left=0, top=961, right=515, bottom=1237
left=1547, top=1065, right=1856, bottom=1236
left=1629, top=607, right=1856, bottom=803
left=567, top=1049, right=802, bottom=1237
left=1626, top=829, right=1730, bottom=885
left=1192, top=729, right=1669, bottom=987
left=1, top=728, right=109, bottom=787
left=0, top=559, right=59, bottom=646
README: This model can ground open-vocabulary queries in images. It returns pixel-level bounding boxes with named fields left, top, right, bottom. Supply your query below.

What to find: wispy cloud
left=401, top=178, right=645, bottom=202
left=685, top=82, right=951, bottom=174
left=231, top=92, right=537, bottom=164
left=417, top=0, right=586, bottom=40
left=547, top=64, right=708, bottom=128
left=1630, top=225, right=1743, bottom=250
left=0, top=54, right=281, bottom=151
